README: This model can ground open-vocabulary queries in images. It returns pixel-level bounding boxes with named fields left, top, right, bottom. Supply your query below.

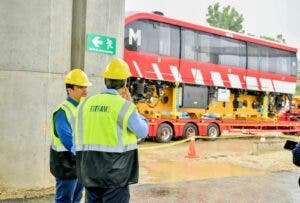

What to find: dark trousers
left=55, top=178, right=84, bottom=203
left=85, top=185, right=130, bottom=203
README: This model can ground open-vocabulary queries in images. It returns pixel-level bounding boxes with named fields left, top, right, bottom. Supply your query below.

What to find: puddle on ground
left=141, top=160, right=265, bottom=184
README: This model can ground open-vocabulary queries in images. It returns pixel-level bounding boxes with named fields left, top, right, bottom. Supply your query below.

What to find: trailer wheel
left=156, top=123, right=173, bottom=143
left=182, top=123, right=198, bottom=139
left=205, top=123, right=220, bottom=141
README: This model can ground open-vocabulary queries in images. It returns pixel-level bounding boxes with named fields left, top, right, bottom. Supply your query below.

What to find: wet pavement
left=141, top=160, right=265, bottom=184
left=138, top=138, right=267, bottom=184
left=131, top=171, right=300, bottom=203
left=2, top=137, right=300, bottom=202
left=3, top=171, right=300, bottom=203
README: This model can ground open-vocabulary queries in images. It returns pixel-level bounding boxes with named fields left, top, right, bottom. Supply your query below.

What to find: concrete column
left=0, top=0, right=73, bottom=191
left=71, top=0, right=87, bottom=69
left=0, top=0, right=125, bottom=195
left=72, top=0, right=125, bottom=94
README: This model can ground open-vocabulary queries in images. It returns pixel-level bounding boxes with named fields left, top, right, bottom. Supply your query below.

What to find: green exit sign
left=86, top=33, right=116, bottom=55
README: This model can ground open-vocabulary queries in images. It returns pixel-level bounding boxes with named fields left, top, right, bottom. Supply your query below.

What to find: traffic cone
left=260, top=133, right=266, bottom=142
left=185, top=137, right=199, bottom=158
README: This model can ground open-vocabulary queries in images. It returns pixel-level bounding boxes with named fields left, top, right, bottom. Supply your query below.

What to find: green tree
left=275, top=34, right=286, bottom=44
left=260, top=34, right=286, bottom=44
left=206, top=2, right=244, bottom=33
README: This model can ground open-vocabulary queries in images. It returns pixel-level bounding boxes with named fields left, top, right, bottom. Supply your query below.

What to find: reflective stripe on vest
left=76, top=95, right=137, bottom=153
left=51, top=101, right=76, bottom=152
left=51, top=145, right=68, bottom=152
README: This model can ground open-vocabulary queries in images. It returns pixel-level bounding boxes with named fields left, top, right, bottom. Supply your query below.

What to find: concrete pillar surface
left=0, top=0, right=72, bottom=190
left=0, top=0, right=125, bottom=194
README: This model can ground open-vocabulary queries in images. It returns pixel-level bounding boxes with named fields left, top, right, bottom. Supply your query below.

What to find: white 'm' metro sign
left=129, top=28, right=141, bottom=46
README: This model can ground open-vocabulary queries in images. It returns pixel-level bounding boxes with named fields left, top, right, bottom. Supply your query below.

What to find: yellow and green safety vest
left=50, top=100, right=77, bottom=152
left=75, top=93, right=137, bottom=152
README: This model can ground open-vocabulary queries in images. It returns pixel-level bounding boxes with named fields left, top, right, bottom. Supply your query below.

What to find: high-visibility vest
left=50, top=100, right=76, bottom=152
left=75, top=93, right=137, bottom=152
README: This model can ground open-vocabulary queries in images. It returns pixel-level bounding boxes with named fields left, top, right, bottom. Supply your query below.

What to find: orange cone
left=185, top=137, right=199, bottom=158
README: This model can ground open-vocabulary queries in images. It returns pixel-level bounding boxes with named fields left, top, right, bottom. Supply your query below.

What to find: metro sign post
left=87, top=33, right=116, bottom=55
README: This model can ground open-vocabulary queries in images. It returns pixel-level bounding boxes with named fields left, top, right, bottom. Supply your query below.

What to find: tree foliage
left=260, top=34, right=286, bottom=44
left=206, top=2, right=244, bottom=33
left=206, top=3, right=286, bottom=44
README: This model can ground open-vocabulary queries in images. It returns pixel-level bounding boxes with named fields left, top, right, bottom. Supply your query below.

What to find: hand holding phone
left=284, top=140, right=298, bottom=150
left=120, top=87, right=132, bottom=101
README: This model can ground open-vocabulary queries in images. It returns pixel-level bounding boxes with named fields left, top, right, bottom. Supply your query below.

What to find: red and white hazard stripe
left=127, top=57, right=296, bottom=94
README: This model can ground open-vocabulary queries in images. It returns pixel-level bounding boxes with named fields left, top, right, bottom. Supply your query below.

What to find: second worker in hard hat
left=50, top=69, right=91, bottom=203
left=75, top=58, right=149, bottom=203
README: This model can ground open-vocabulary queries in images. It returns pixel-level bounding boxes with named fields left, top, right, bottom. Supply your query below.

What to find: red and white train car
left=124, top=12, right=299, bottom=142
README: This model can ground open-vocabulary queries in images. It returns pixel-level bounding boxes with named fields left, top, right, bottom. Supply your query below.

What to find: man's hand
left=120, top=87, right=132, bottom=101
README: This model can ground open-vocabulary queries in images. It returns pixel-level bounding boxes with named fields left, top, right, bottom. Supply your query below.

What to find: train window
left=248, top=43, right=270, bottom=72
left=247, top=43, right=259, bottom=71
left=125, top=20, right=159, bottom=53
left=125, top=20, right=180, bottom=57
left=277, top=50, right=297, bottom=76
left=211, top=35, right=246, bottom=68
left=181, top=28, right=246, bottom=68
left=290, top=53, right=297, bottom=76
left=247, top=43, right=297, bottom=76
left=259, top=46, right=270, bottom=72
left=181, top=29, right=214, bottom=62
left=158, top=22, right=180, bottom=57
left=181, top=29, right=196, bottom=60
left=196, top=33, right=211, bottom=63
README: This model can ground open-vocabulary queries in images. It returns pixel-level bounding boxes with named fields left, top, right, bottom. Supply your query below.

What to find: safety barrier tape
left=138, top=138, right=189, bottom=150
left=275, top=134, right=300, bottom=140
left=138, top=134, right=300, bottom=151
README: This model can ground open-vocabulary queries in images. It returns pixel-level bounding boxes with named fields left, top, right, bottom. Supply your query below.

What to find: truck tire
left=156, top=123, right=173, bottom=143
left=205, top=123, right=220, bottom=141
left=182, top=123, right=198, bottom=139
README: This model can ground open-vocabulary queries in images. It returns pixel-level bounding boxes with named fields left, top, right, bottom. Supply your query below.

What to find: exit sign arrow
left=92, top=36, right=103, bottom=48
left=87, top=33, right=116, bottom=55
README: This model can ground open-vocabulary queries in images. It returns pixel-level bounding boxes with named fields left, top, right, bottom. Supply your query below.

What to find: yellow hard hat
left=102, top=58, right=131, bottom=80
left=64, top=68, right=92, bottom=86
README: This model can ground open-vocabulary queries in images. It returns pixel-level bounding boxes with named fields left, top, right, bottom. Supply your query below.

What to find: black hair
left=66, top=84, right=75, bottom=89
left=65, top=84, right=75, bottom=95
left=105, top=79, right=126, bottom=90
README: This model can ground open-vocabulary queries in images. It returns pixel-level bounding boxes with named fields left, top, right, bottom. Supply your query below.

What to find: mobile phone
left=284, top=140, right=298, bottom=150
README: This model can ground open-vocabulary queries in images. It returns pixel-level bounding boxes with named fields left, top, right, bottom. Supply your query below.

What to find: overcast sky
left=125, top=0, right=300, bottom=58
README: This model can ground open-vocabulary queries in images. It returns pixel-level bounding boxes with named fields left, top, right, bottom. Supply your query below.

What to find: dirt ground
left=1, top=135, right=300, bottom=202
left=138, top=136, right=298, bottom=179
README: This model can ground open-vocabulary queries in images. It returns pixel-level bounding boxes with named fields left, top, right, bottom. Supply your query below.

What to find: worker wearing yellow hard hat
left=64, top=68, right=92, bottom=87
left=102, top=57, right=132, bottom=80
left=50, top=68, right=91, bottom=203
left=63, top=68, right=91, bottom=102
left=75, top=58, right=148, bottom=202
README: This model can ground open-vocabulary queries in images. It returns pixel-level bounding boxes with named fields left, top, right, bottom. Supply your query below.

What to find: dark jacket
left=50, top=148, right=77, bottom=179
left=49, top=103, right=78, bottom=179
left=76, top=149, right=139, bottom=188
left=293, top=143, right=300, bottom=166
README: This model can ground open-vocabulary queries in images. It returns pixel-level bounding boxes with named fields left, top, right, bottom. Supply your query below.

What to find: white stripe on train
left=191, top=68, right=204, bottom=85
left=132, top=61, right=143, bottom=78
left=169, top=65, right=182, bottom=82
left=151, top=63, right=163, bottom=80
left=132, top=62, right=295, bottom=94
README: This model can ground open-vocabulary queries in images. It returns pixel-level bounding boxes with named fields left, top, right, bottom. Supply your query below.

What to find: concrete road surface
left=3, top=171, right=300, bottom=203
left=2, top=138, right=300, bottom=202
left=131, top=171, right=300, bottom=203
